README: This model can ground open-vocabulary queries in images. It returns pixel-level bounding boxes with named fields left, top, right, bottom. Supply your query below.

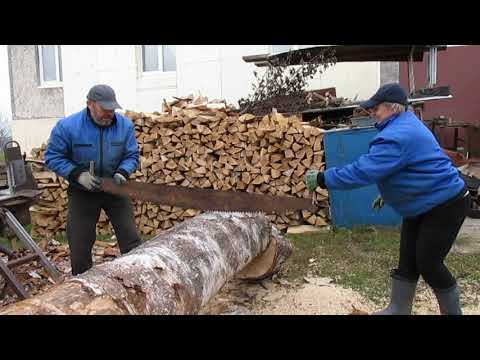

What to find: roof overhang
left=243, top=45, right=447, bottom=67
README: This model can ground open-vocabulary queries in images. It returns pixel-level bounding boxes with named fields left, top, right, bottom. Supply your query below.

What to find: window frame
left=37, top=45, right=63, bottom=88
left=140, top=45, right=177, bottom=76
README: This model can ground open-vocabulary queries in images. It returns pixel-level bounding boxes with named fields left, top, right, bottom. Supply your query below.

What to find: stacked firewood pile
left=28, top=96, right=330, bottom=238
left=0, top=163, right=7, bottom=188
left=26, top=152, right=70, bottom=238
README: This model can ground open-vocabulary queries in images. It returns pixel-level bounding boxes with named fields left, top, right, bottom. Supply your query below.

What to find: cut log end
left=236, top=227, right=292, bottom=281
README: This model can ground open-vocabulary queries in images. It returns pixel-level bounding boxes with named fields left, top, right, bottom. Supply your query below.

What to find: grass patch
left=0, top=224, right=120, bottom=252
left=284, top=226, right=480, bottom=305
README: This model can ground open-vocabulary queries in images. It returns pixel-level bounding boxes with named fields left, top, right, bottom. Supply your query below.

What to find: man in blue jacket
left=305, top=83, right=470, bottom=315
left=45, top=85, right=141, bottom=275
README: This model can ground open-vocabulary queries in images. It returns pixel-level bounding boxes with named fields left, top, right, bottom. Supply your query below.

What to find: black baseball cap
left=360, top=83, right=408, bottom=110
left=87, top=84, right=122, bottom=110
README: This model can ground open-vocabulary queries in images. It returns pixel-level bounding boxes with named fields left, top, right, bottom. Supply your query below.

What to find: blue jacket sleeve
left=324, top=137, right=407, bottom=190
left=44, top=122, right=77, bottom=179
left=117, top=125, right=139, bottom=176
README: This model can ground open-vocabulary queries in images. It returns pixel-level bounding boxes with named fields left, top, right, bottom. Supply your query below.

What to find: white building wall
left=13, top=45, right=382, bottom=155
left=307, top=62, right=381, bottom=100
left=59, top=45, right=380, bottom=115
left=13, top=118, right=58, bottom=155
left=219, top=45, right=270, bottom=104
left=61, top=45, right=138, bottom=115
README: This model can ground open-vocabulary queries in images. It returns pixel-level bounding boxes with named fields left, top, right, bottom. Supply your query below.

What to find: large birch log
left=0, top=212, right=290, bottom=315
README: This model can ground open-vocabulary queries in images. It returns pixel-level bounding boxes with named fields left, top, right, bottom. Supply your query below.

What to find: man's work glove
left=113, top=172, right=127, bottom=185
left=305, top=169, right=326, bottom=191
left=372, top=195, right=384, bottom=210
left=77, top=172, right=101, bottom=191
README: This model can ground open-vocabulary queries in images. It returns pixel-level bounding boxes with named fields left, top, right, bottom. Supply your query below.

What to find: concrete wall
left=11, top=118, right=58, bottom=155
left=8, top=45, right=64, bottom=120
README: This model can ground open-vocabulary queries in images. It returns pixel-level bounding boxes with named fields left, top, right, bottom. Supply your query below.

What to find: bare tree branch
left=239, top=48, right=337, bottom=115
left=0, top=112, right=12, bottom=152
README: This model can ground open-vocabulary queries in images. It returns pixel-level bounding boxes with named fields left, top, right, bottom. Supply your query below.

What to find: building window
left=141, top=45, right=176, bottom=73
left=37, top=45, right=62, bottom=87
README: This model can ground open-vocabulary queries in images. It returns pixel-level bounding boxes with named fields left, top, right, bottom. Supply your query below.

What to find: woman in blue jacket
left=306, top=83, right=470, bottom=315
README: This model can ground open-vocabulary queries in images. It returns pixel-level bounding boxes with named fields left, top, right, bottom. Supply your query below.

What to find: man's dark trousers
left=66, top=186, right=141, bottom=275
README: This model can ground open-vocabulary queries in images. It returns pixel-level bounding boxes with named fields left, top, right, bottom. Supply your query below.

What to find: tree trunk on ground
left=0, top=212, right=291, bottom=315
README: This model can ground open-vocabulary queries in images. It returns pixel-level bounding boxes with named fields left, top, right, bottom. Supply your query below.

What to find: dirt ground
left=0, top=240, right=118, bottom=308
left=200, top=275, right=480, bottom=316
left=1, top=219, right=479, bottom=315
left=454, top=217, right=480, bottom=255
left=201, top=218, right=480, bottom=316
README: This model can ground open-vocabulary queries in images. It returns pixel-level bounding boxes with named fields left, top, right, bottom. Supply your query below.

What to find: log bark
left=0, top=212, right=290, bottom=315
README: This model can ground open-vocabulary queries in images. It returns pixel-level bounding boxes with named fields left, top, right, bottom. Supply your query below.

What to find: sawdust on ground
left=200, top=277, right=376, bottom=315
left=254, top=282, right=376, bottom=315
left=200, top=276, right=480, bottom=315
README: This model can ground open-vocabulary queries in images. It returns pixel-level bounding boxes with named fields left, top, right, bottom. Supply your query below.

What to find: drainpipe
left=408, top=46, right=416, bottom=95
left=426, top=46, right=438, bottom=89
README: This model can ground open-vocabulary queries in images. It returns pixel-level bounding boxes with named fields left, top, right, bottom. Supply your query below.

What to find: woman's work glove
left=305, top=169, right=326, bottom=191
left=372, top=195, right=384, bottom=210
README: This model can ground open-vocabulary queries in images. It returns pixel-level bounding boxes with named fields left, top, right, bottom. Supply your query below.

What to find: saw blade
left=101, top=178, right=318, bottom=213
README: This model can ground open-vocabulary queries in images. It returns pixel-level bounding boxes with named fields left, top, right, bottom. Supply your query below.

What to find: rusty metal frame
left=0, top=255, right=29, bottom=299
left=0, top=142, right=62, bottom=300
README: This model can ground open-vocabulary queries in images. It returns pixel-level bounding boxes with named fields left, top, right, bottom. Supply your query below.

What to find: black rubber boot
left=373, top=272, right=418, bottom=315
left=433, top=284, right=463, bottom=315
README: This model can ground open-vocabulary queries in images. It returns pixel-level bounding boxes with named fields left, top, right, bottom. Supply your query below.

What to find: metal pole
left=427, top=46, right=438, bottom=88
left=408, top=46, right=416, bottom=95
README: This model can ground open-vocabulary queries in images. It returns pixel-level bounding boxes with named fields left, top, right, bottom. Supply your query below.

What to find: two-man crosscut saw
left=100, top=178, right=318, bottom=213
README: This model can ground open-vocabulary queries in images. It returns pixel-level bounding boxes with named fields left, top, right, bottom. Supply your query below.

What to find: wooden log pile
left=28, top=95, right=330, bottom=238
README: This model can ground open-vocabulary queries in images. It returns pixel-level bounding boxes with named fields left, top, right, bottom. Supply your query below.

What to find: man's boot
left=433, top=284, right=462, bottom=315
left=373, top=271, right=418, bottom=315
